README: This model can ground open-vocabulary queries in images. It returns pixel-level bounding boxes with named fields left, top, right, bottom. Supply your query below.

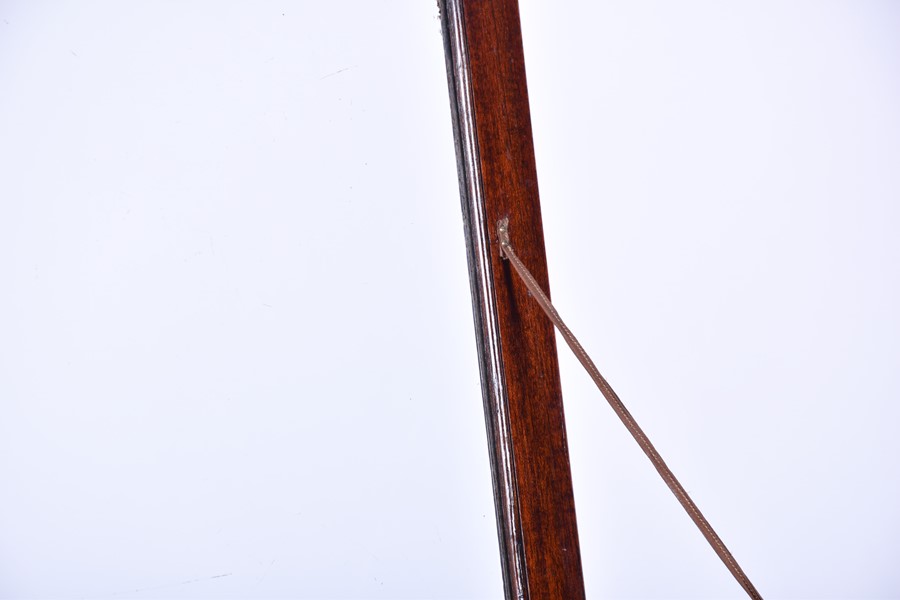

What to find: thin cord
left=497, top=218, right=763, bottom=600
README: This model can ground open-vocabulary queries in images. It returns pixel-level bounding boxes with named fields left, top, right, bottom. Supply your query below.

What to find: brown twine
left=498, top=218, right=762, bottom=600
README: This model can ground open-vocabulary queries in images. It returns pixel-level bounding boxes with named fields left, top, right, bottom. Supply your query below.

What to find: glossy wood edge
left=439, top=1, right=586, bottom=598
left=439, top=1, right=528, bottom=598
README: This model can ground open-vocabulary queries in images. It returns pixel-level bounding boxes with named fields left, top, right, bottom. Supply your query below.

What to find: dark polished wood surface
left=440, top=1, right=586, bottom=598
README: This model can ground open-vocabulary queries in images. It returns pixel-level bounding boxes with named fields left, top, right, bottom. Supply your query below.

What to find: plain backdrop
left=522, top=2, right=900, bottom=598
left=1, top=1, right=899, bottom=599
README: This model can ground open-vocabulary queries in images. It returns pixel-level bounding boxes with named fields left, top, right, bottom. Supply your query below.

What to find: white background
left=523, top=1, right=900, bottom=598
left=0, top=2, right=501, bottom=598
left=1, top=1, right=899, bottom=599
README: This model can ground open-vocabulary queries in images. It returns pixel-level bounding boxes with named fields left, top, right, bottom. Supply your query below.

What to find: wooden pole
left=440, top=1, right=586, bottom=598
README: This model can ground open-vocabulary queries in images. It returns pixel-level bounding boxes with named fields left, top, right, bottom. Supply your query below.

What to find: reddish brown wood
left=440, top=1, right=585, bottom=598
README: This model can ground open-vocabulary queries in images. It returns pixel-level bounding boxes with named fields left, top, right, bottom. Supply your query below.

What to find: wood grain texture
left=440, top=1, right=585, bottom=598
